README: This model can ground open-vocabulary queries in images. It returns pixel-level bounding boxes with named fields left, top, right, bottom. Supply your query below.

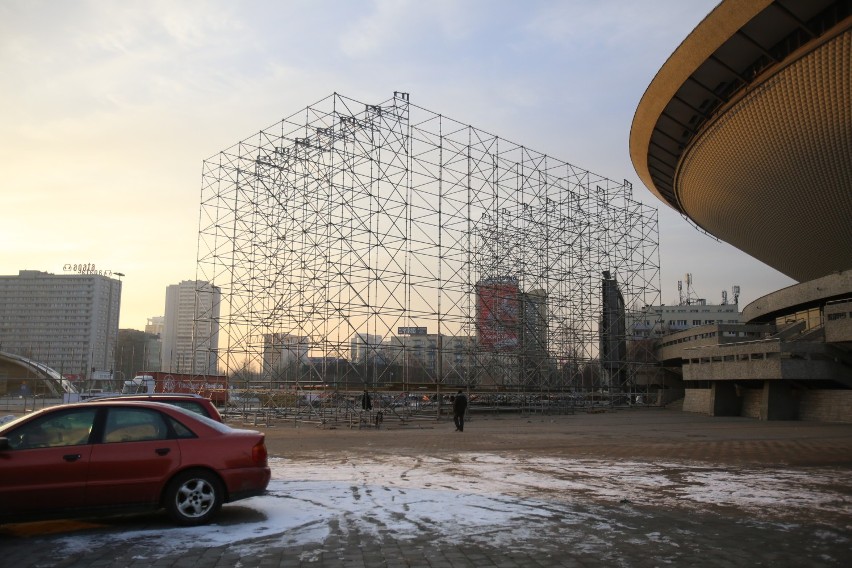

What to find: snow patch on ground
left=49, top=454, right=851, bottom=559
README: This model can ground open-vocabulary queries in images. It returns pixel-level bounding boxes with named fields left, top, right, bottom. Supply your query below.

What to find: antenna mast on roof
left=678, top=273, right=706, bottom=305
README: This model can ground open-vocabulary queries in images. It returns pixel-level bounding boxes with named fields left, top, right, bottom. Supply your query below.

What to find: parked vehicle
left=0, top=400, right=269, bottom=525
left=121, top=372, right=229, bottom=404
left=88, top=393, right=223, bottom=422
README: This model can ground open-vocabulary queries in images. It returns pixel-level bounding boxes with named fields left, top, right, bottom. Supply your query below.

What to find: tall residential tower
left=0, top=270, right=121, bottom=378
left=161, top=280, right=220, bottom=375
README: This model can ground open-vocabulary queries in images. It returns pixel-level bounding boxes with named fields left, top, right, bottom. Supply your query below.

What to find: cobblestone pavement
left=2, top=409, right=851, bottom=567
left=1, top=493, right=849, bottom=567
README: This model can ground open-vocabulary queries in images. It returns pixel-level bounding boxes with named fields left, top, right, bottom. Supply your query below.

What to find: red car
left=0, top=400, right=270, bottom=526
left=88, top=393, right=224, bottom=422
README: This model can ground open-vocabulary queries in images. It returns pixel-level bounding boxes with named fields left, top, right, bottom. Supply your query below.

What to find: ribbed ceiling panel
left=676, top=30, right=852, bottom=282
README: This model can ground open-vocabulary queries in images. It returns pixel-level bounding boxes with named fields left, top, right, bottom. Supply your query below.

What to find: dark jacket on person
left=453, top=392, right=468, bottom=415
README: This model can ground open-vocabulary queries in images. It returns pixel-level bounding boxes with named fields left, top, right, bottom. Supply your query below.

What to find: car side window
left=103, top=408, right=169, bottom=443
left=166, top=415, right=197, bottom=439
left=6, top=409, right=97, bottom=450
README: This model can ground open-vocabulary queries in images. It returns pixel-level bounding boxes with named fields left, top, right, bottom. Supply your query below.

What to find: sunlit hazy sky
left=0, top=0, right=795, bottom=330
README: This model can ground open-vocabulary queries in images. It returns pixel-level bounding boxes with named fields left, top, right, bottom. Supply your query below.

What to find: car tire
left=164, top=469, right=224, bottom=526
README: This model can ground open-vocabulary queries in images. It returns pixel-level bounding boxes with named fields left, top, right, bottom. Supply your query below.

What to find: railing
left=0, top=395, right=61, bottom=413
left=1, top=387, right=664, bottom=430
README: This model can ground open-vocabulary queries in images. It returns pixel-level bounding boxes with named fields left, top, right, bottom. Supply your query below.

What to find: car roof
left=1, top=400, right=237, bottom=439
left=89, top=393, right=206, bottom=401
left=72, top=399, right=198, bottom=409
left=0, top=400, right=188, bottom=432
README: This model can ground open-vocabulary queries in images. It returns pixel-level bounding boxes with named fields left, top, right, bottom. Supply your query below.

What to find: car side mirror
left=0, top=437, right=9, bottom=451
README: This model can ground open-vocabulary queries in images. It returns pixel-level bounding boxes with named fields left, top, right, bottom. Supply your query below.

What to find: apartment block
left=0, top=270, right=121, bottom=377
left=161, top=280, right=220, bottom=374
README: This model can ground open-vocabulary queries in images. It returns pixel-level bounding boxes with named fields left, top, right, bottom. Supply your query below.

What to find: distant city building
left=262, top=332, right=310, bottom=379
left=520, top=289, right=548, bottom=355
left=377, top=333, right=479, bottom=386
left=600, top=271, right=627, bottom=386
left=440, top=335, right=479, bottom=386
left=630, top=301, right=742, bottom=339
left=474, top=277, right=552, bottom=386
left=161, top=280, right=220, bottom=374
left=142, top=334, right=162, bottom=371
left=115, top=328, right=161, bottom=380
left=142, top=316, right=165, bottom=371
left=383, top=333, right=440, bottom=375
left=145, top=316, right=165, bottom=337
left=0, top=270, right=121, bottom=378
left=350, top=333, right=383, bottom=363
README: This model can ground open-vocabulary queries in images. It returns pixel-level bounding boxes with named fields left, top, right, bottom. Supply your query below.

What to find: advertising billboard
left=476, top=277, right=520, bottom=352
left=398, top=327, right=428, bottom=336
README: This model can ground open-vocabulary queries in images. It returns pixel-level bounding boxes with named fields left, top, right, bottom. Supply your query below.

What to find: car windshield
left=0, top=412, right=39, bottom=434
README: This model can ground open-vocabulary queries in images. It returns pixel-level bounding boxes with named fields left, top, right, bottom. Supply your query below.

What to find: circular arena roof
left=630, top=0, right=852, bottom=283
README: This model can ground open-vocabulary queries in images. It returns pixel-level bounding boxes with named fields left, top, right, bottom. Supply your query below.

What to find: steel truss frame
left=196, top=92, right=661, bottom=416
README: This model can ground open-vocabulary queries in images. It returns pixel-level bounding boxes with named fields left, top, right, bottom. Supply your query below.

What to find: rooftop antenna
left=722, top=290, right=728, bottom=305
left=732, top=285, right=740, bottom=305
left=685, top=273, right=693, bottom=305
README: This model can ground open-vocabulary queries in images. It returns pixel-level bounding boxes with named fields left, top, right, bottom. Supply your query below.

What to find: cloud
left=337, top=0, right=475, bottom=59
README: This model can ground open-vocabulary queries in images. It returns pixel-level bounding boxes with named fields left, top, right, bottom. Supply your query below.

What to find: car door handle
left=156, top=448, right=171, bottom=456
left=63, top=454, right=82, bottom=462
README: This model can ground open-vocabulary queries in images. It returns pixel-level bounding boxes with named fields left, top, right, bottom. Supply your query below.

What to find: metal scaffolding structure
left=195, top=91, right=661, bottom=418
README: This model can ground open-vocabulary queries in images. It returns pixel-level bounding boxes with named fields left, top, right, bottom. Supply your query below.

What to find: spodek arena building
left=631, top=0, right=852, bottom=421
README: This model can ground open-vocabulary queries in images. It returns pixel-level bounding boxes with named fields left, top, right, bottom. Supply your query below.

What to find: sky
left=39, top=454, right=851, bottom=563
left=0, top=0, right=796, bottom=330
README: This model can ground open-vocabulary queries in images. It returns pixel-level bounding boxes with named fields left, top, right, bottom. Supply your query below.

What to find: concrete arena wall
left=740, top=388, right=762, bottom=419
left=682, top=388, right=711, bottom=414
left=682, top=387, right=852, bottom=423
left=799, top=390, right=852, bottom=424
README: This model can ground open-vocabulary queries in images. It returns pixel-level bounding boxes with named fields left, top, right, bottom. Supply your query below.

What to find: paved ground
left=2, top=408, right=851, bottom=567
left=255, top=406, right=852, bottom=467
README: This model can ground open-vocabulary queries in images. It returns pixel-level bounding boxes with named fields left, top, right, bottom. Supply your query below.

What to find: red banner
left=477, top=280, right=520, bottom=351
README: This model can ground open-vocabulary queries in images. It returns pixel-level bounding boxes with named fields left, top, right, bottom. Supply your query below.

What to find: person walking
left=452, top=390, right=468, bottom=432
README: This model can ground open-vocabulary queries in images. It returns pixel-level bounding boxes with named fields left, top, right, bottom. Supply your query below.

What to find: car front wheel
left=164, top=469, right=224, bottom=525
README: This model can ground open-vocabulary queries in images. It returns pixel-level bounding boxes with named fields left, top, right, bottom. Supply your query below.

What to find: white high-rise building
left=350, top=333, right=383, bottom=363
left=145, top=316, right=165, bottom=337
left=262, top=333, right=310, bottom=380
left=629, top=301, right=742, bottom=339
left=161, top=280, right=220, bottom=374
left=0, top=270, right=121, bottom=378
